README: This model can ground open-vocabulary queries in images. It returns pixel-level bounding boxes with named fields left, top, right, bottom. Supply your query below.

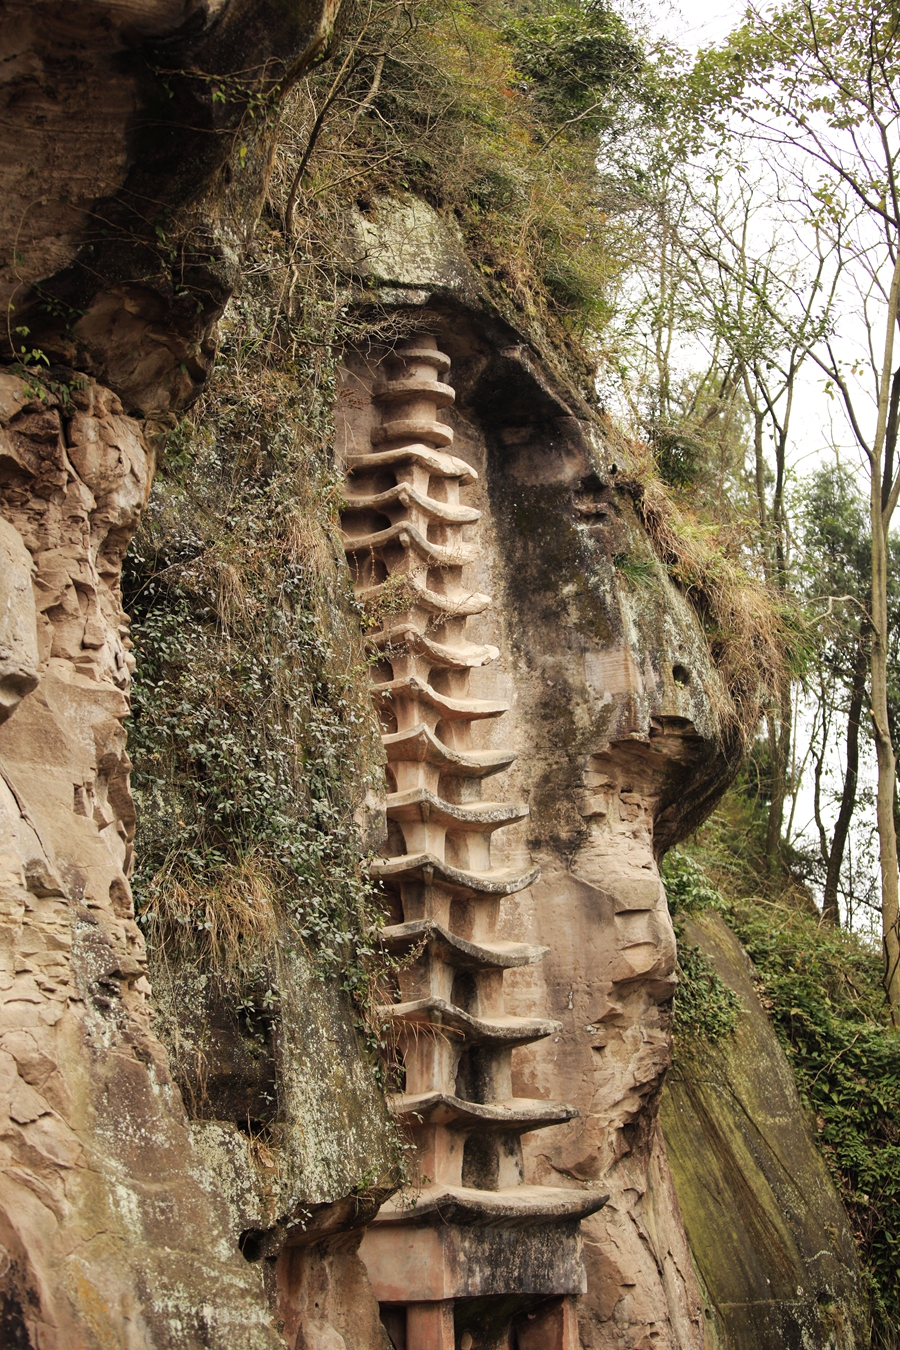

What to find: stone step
left=343, top=521, right=478, bottom=567
left=342, top=481, right=480, bottom=524
left=387, top=345, right=451, bottom=374
left=358, top=574, right=492, bottom=618
left=383, top=997, right=559, bottom=1047
left=371, top=418, right=455, bottom=449
left=372, top=675, right=507, bottom=721
left=371, top=1182, right=609, bottom=1228
left=346, top=444, right=475, bottom=482
left=372, top=852, right=538, bottom=894
left=383, top=724, right=515, bottom=778
left=373, top=624, right=498, bottom=670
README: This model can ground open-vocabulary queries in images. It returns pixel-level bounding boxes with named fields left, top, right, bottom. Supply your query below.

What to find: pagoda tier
left=342, top=336, right=606, bottom=1350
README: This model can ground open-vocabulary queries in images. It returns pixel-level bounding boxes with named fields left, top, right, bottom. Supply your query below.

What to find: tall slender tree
left=694, top=0, right=900, bottom=1011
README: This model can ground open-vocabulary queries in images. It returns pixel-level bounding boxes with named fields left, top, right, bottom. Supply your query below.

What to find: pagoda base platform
left=359, top=1187, right=607, bottom=1304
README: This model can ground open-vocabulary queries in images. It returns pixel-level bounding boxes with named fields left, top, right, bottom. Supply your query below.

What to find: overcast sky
left=648, top=0, right=749, bottom=49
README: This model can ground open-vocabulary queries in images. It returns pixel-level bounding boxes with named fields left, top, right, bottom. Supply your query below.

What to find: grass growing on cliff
left=124, top=231, right=391, bottom=1024
left=612, top=449, right=803, bottom=746
left=663, top=792, right=900, bottom=1347
left=272, top=0, right=650, bottom=393
left=269, top=0, right=798, bottom=753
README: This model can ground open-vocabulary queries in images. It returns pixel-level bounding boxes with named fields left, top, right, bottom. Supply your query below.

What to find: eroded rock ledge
left=1, top=0, right=339, bottom=410
left=0, top=3, right=393, bottom=1345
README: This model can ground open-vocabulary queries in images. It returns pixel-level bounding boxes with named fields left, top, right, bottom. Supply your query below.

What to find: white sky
left=648, top=0, right=749, bottom=49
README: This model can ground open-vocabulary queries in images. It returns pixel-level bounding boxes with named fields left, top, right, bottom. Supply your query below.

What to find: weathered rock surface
left=0, top=5, right=867, bottom=1338
left=0, top=0, right=339, bottom=409
left=661, top=912, right=864, bottom=1350
left=473, top=364, right=733, bottom=1350
left=0, top=364, right=397, bottom=1347
left=0, top=374, right=284, bottom=1347
left=335, top=195, right=862, bottom=1350
left=0, top=513, right=40, bottom=719
left=0, top=2, right=413, bottom=1343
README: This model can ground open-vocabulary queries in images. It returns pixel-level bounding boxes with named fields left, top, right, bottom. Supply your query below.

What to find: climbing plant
left=665, top=853, right=742, bottom=1049
left=124, top=235, right=390, bottom=1020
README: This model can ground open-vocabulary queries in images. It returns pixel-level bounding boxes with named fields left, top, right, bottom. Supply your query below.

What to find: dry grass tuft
left=623, top=463, right=795, bottom=746
left=141, top=855, right=279, bottom=977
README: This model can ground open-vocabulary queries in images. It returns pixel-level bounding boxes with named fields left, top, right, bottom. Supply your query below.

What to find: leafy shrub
left=666, top=852, right=741, bottom=1048
left=272, top=0, right=650, bottom=388
left=506, top=1, right=639, bottom=134
left=672, top=940, right=742, bottom=1045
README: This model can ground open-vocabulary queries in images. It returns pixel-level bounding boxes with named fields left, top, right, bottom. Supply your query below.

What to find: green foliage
left=797, top=462, right=871, bottom=605
left=651, top=427, right=704, bottom=491
left=732, top=905, right=900, bottom=1345
left=611, top=550, right=656, bottom=587
left=275, top=0, right=651, bottom=386
left=691, top=0, right=900, bottom=147
left=797, top=462, right=900, bottom=740
left=666, top=853, right=742, bottom=1049
left=665, top=816, right=900, bottom=1347
left=672, top=940, right=742, bottom=1045
left=10, top=361, right=88, bottom=409
left=647, top=368, right=752, bottom=503
left=665, top=850, right=729, bottom=915
left=8, top=322, right=88, bottom=407
left=124, top=237, right=388, bottom=1019
left=504, top=1, right=640, bottom=135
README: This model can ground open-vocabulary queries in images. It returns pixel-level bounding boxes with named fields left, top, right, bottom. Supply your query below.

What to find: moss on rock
left=661, top=911, right=866, bottom=1350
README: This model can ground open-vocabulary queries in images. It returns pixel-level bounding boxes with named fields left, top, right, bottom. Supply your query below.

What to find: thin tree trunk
left=767, top=398, right=791, bottom=871
left=764, top=685, right=791, bottom=873
left=753, top=405, right=767, bottom=534
left=881, top=367, right=900, bottom=511
left=740, top=371, right=789, bottom=868
left=871, top=513, right=900, bottom=1011
left=870, top=255, right=900, bottom=1016
left=764, top=426, right=791, bottom=873
left=822, top=629, right=868, bottom=925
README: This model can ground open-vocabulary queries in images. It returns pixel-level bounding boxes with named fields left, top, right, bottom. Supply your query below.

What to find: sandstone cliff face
left=334, top=196, right=746, bottom=1347
left=485, top=434, right=726, bottom=1350
left=0, top=373, right=284, bottom=1346
left=0, top=4, right=400, bottom=1346
left=1, top=0, right=338, bottom=410
left=0, top=8, right=864, bottom=1346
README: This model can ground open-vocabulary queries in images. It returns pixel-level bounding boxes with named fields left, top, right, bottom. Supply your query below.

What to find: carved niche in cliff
left=334, top=294, right=742, bottom=1350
